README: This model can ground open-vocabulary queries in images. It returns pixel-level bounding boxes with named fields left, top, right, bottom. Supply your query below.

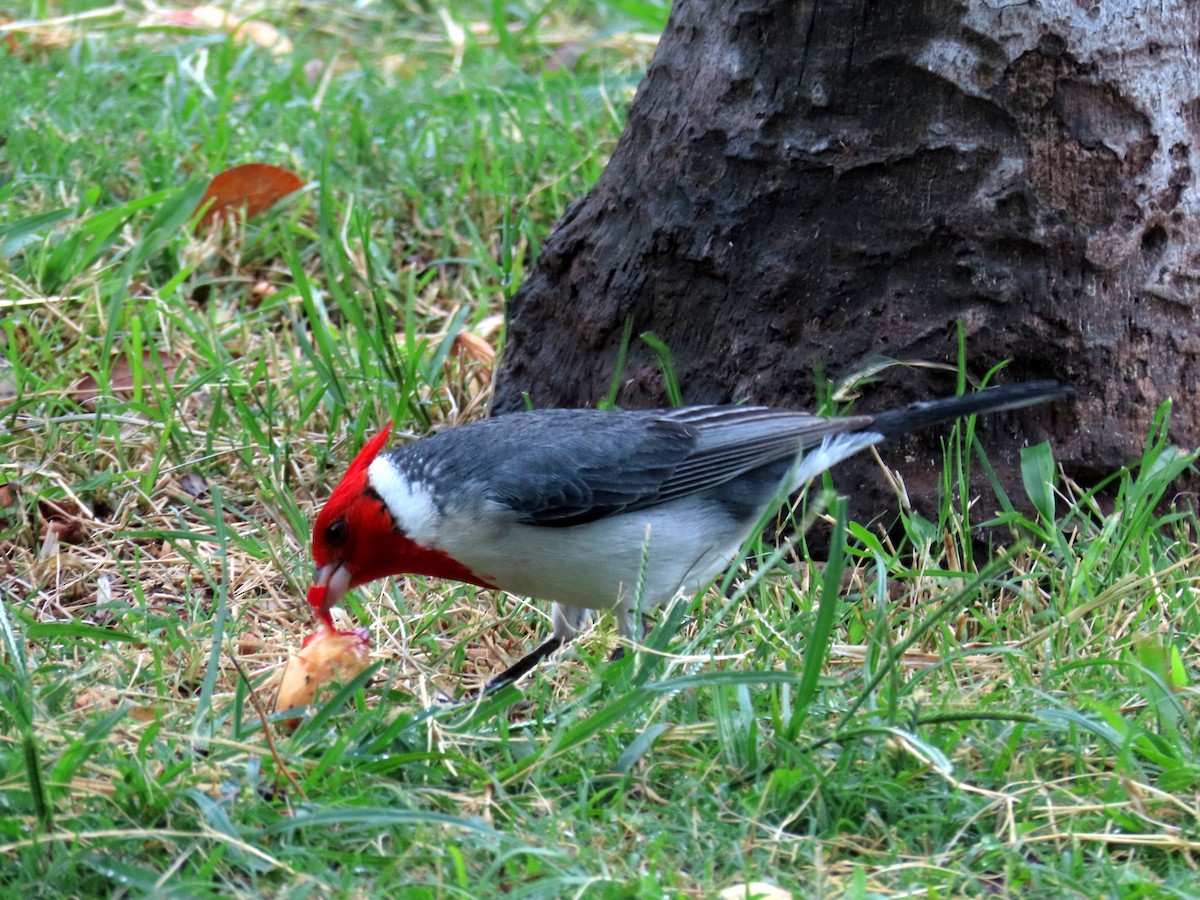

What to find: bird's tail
left=867, top=380, right=1072, bottom=439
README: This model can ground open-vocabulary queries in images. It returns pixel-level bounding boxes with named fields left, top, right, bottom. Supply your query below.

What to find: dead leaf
left=37, top=495, right=90, bottom=546
left=717, top=884, right=792, bottom=900
left=46, top=517, right=89, bottom=546
left=248, top=280, right=277, bottom=305
left=151, top=5, right=292, bottom=56
left=0, top=16, right=21, bottom=55
left=196, top=164, right=304, bottom=227
left=0, top=482, right=16, bottom=509
left=75, top=688, right=120, bottom=711
left=451, top=332, right=496, bottom=366
left=178, top=473, right=209, bottom=498
left=75, top=688, right=158, bottom=723
left=129, top=705, right=160, bottom=723
left=71, top=351, right=182, bottom=403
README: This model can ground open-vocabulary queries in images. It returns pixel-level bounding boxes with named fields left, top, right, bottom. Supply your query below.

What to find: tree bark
left=494, top=0, right=1200, bottom=519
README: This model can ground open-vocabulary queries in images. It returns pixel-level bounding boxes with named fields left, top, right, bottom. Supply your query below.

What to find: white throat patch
left=367, top=457, right=440, bottom=545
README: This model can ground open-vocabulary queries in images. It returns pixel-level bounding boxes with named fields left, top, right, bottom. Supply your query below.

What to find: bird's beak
left=307, top=563, right=352, bottom=629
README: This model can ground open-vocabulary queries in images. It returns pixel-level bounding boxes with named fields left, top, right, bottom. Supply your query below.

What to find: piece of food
left=275, top=627, right=371, bottom=728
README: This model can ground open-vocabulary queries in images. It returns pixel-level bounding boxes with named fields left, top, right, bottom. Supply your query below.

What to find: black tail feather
left=867, top=380, right=1072, bottom=439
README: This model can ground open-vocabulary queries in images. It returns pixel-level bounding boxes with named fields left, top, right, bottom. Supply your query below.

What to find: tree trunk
left=494, top=0, right=1200, bottom=520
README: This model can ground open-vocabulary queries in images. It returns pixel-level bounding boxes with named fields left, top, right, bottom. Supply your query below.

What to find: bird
left=305, top=380, right=1070, bottom=690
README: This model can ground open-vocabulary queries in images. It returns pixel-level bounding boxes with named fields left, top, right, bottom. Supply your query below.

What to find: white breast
left=430, top=495, right=753, bottom=617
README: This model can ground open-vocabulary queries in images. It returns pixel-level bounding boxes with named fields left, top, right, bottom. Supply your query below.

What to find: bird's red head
left=307, top=424, right=397, bottom=627
left=306, top=422, right=498, bottom=630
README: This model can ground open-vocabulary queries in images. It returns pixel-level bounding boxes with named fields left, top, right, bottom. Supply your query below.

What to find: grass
left=2, top=2, right=1200, bottom=897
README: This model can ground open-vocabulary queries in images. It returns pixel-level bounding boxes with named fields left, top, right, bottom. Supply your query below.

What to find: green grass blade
left=791, top=493, right=847, bottom=730
left=0, top=207, right=75, bottom=257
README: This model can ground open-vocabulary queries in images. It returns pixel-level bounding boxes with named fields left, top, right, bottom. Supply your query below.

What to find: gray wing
left=649, top=406, right=875, bottom=505
left=477, top=406, right=875, bottom=527
left=428, top=383, right=1069, bottom=528
left=491, top=411, right=694, bottom=526
left=396, top=409, right=697, bottom=528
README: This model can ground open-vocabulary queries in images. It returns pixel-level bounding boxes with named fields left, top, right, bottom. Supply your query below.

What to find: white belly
left=435, top=496, right=749, bottom=615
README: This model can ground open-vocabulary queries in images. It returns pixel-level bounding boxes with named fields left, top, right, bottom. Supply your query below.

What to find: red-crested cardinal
left=307, top=381, right=1070, bottom=688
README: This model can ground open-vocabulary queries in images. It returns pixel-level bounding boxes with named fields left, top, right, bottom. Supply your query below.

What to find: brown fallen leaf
left=129, top=705, right=160, bottom=724
left=196, top=163, right=304, bottom=228
left=75, top=688, right=120, bottom=711
left=0, top=16, right=22, bottom=55
left=451, top=332, right=496, bottom=366
left=177, top=473, right=209, bottom=498
left=717, top=884, right=792, bottom=900
left=37, top=495, right=91, bottom=546
left=75, top=687, right=159, bottom=723
left=45, top=517, right=89, bottom=547
left=148, top=5, right=292, bottom=56
left=248, top=280, right=277, bottom=305
left=71, top=351, right=182, bottom=404
left=275, top=627, right=372, bottom=730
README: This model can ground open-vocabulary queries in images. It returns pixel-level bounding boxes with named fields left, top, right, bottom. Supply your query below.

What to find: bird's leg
left=482, top=603, right=592, bottom=693
left=483, top=635, right=564, bottom=692
left=610, top=611, right=649, bottom=662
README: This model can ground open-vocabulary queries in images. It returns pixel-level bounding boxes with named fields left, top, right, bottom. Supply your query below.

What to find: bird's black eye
left=324, top=517, right=349, bottom=547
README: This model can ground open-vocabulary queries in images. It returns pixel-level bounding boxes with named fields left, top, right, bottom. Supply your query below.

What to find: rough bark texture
left=494, top=0, right=1200, bottom=521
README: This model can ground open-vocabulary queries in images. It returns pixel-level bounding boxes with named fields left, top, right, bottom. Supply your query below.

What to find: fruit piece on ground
left=275, top=627, right=371, bottom=729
